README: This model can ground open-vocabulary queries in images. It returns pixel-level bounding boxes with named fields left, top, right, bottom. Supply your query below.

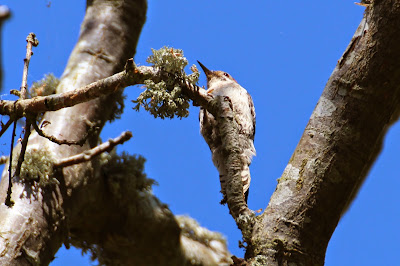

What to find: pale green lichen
left=15, top=148, right=57, bottom=187
left=101, top=151, right=155, bottom=203
left=29, top=73, right=59, bottom=97
left=176, top=215, right=226, bottom=246
left=133, top=46, right=200, bottom=119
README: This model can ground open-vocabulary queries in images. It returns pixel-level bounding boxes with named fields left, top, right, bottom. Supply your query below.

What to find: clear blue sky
left=2, top=1, right=399, bottom=265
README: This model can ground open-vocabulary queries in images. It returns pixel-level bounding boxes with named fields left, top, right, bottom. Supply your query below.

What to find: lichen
left=176, top=215, right=227, bottom=248
left=252, top=255, right=269, bottom=266
left=14, top=148, right=57, bottom=187
left=132, top=46, right=200, bottom=119
left=101, top=150, right=155, bottom=204
left=235, top=213, right=255, bottom=245
left=29, top=73, right=59, bottom=97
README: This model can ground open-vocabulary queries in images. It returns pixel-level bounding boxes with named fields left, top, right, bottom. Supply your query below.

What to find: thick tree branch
left=247, top=2, right=400, bottom=264
left=0, top=1, right=231, bottom=265
left=0, top=0, right=150, bottom=264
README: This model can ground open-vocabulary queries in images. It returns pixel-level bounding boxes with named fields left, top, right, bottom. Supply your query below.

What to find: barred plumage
left=198, top=61, right=255, bottom=203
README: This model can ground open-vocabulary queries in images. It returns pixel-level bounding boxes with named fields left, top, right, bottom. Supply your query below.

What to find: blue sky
left=1, top=1, right=399, bottom=265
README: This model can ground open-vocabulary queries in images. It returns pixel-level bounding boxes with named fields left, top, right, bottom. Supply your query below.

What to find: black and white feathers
left=198, top=61, right=255, bottom=203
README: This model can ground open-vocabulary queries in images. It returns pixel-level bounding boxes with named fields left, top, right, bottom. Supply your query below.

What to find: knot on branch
left=26, top=33, right=39, bottom=47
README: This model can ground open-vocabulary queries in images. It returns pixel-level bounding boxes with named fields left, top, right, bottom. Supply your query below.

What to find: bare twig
left=32, top=120, right=88, bottom=146
left=20, top=33, right=38, bottom=99
left=5, top=120, right=16, bottom=207
left=14, top=121, right=31, bottom=177
left=355, top=2, right=371, bottom=8
left=54, top=131, right=132, bottom=168
left=0, top=118, right=14, bottom=138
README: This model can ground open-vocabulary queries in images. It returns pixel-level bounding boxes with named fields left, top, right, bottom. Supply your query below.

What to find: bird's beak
left=197, top=61, right=212, bottom=77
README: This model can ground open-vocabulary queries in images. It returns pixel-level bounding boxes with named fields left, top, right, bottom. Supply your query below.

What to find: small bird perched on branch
left=198, top=61, right=256, bottom=203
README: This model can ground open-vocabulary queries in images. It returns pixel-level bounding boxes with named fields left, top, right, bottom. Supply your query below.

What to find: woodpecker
left=198, top=61, right=256, bottom=203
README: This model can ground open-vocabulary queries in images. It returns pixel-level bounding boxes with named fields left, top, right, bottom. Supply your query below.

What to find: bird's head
left=197, top=61, right=237, bottom=89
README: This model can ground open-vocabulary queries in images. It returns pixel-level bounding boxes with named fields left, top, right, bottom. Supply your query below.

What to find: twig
left=32, top=120, right=88, bottom=146
left=5, top=33, right=38, bottom=207
left=355, top=2, right=371, bottom=8
left=54, top=131, right=132, bottom=168
left=5, top=120, right=16, bottom=207
left=0, top=118, right=14, bottom=138
left=20, top=33, right=39, bottom=99
left=14, top=120, right=31, bottom=177
left=0, top=155, right=7, bottom=164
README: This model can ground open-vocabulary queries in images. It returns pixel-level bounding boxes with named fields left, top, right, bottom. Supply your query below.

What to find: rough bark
left=0, top=1, right=232, bottom=265
left=0, top=1, right=213, bottom=265
left=246, top=2, right=400, bottom=265
left=0, top=0, right=146, bottom=264
left=3, top=1, right=399, bottom=265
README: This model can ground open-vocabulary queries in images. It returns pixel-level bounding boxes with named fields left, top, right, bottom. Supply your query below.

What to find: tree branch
left=5, top=33, right=38, bottom=207
left=0, top=1, right=231, bottom=265
left=0, top=118, right=13, bottom=138
left=54, top=131, right=132, bottom=168
left=213, top=96, right=254, bottom=226
left=0, top=62, right=212, bottom=118
left=247, top=2, right=400, bottom=264
left=32, top=120, right=88, bottom=146
left=20, top=33, right=39, bottom=99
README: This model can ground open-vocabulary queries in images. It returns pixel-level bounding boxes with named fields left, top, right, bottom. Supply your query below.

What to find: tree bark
left=0, top=1, right=232, bottom=265
left=3, top=1, right=399, bottom=265
left=246, top=2, right=400, bottom=265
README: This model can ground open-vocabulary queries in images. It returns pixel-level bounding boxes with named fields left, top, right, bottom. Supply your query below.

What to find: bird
left=198, top=61, right=256, bottom=204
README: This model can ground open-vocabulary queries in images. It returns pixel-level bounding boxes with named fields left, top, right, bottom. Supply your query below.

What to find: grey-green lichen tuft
left=15, top=148, right=57, bottom=187
left=176, top=215, right=227, bottom=246
left=251, top=255, right=269, bottom=266
left=236, top=213, right=256, bottom=246
left=133, top=46, right=200, bottom=119
left=29, top=73, right=59, bottom=97
left=101, top=151, right=155, bottom=204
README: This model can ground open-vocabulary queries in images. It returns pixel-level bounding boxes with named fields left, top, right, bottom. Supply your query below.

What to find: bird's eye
left=223, top=72, right=230, bottom=77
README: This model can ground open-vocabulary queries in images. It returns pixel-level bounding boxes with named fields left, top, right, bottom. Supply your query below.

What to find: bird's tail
left=218, top=164, right=251, bottom=204
left=241, top=164, right=251, bottom=203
